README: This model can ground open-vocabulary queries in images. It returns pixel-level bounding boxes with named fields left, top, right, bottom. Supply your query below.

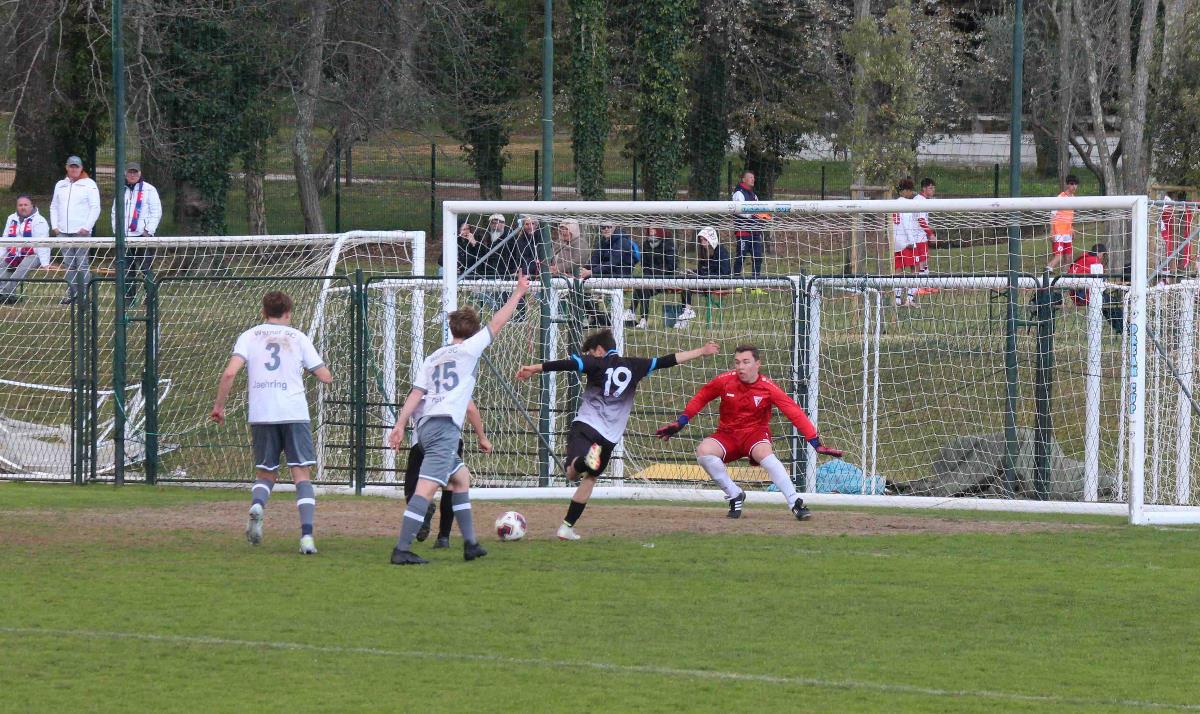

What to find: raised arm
left=386, top=387, right=426, bottom=451
left=210, top=355, right=247, bottom=424
left=487, top=271, right=531, bottom=336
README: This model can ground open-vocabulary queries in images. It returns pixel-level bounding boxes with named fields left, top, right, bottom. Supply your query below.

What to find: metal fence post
left=1033, top=273, right=1056, bottom=498
left=353, top=269, right=368, bottom=494
left=143, top=273, right=159, bottom=484
left=820, top=165, right=826, bottom=200
left=631, top=157, right=638, bottom=201
left=534, top=149, right=540, bottom=201
left=334, top=137, right=341, bottom=233
left=994, top=163, right=1001, bottom=198
left=429, top=144, right=437, bottom=253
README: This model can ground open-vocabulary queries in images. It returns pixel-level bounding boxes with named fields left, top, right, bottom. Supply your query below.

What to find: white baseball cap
left=698, top=227, right=719, bottom=249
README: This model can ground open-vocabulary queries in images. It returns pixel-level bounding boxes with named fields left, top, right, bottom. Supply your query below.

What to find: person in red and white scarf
left=110, top=162, right=162, bottom=308
left=0, top=194, right=51, bottom=304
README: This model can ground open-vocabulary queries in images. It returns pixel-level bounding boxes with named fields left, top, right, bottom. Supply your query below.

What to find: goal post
left=436, top=196, right=1183, bottom=524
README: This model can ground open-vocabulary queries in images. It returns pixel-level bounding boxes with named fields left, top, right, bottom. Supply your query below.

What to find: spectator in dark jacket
left=452, top=220, right=489, bottom=277
left=500, top=215, right=543, bottom=277
left=677, top=228, right=732, bottom=328
left=631, top=227, right=677, bottom=328
left=582, top=222, right=638, bottom=278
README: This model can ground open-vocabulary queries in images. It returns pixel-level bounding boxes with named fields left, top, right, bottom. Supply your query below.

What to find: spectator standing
left=731, top=170, right=766, bottom=288
left=110, top=162, right=162, bottom=308
left=0, top=194, right=51, bottom=304
left=49, top=155, right=100, bottom=305
left=631, top=227, right=677, bottom=328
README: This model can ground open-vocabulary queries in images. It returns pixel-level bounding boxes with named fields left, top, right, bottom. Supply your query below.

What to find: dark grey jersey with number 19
left=571, top=351, right=657, bottom=443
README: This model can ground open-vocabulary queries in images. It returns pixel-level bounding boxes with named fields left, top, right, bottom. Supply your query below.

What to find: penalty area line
left=1, top=626, right=1196, bottom=711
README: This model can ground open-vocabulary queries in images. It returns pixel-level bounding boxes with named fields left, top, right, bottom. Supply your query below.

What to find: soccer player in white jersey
left=210, top=291, right=332, bottom=554
left=912, top=178, right=938, bottom=295
left=387, top=272, right=530, bottom=565
left=891, top=178, right=926, bottom=307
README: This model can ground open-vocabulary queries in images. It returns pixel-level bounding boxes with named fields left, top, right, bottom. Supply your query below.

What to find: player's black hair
left=920, top=177, right=936, bottom=189
left=734, top=344, right=761, bottom=361
left=262, top=291, right=293, bottom=318
left=1088, top=243, right=1108, bottom=256
left=580, top=329, right=616, bottom=354
left=896, top=177, right=915, bottom=192
left=1065, top=174, right=1080, bottom=185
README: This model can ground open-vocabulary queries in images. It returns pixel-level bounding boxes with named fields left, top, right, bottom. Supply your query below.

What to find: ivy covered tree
left=684, top=0, right=729, bottom=200
left=568, top=0, right=610, bottom=200
left=634, top=0, right=694, bottom=200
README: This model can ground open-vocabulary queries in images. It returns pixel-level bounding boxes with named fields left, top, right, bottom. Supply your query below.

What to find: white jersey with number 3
left=233, top=323, right=324, bottom=424
left=414, top=327, right=493, bottom=428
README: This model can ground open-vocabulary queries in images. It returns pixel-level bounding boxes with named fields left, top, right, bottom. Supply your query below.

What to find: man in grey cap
left=110, top=161, right=162, bottom=308
left=49, top=155, right=100, bottom=304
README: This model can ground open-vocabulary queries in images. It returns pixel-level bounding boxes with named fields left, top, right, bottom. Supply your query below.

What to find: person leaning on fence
left=0, top=194, right=51, bottom=305
left=49, top=155, right=100, bottom=305
left=551, top=220, right=586, bottom=278
left=631, top=227, right=677, bottom=329
left=110, top=162, right=162, bottom=309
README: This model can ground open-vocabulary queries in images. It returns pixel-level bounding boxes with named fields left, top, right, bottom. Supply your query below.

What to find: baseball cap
left=488, top=213, right=505, bottom=223
left=65, top=155, right=83, bottom=167
left=126, top=161, right=142, bottom=172
left=698, top=227, right=719, bottom=249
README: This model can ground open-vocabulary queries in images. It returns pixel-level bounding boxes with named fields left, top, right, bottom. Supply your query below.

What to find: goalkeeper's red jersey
left=682, top=371, right=818, bottom=440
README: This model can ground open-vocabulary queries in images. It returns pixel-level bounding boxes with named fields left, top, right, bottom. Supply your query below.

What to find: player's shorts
left=414, top=416, right=466, bottom=486
left=707, top=428, right=773, bottom=465
left=893, top=243, right=928, bottom=269
left=1052, top=235, right=1073, bottom=255
left=251, top=422, right=316, bottom=471
left=565, top=421, right=617, bottom=476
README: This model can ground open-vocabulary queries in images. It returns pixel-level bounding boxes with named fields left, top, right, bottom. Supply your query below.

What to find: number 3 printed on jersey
left=603, top=366, right=631, bottom=397
left=431, top=360, right=460, bottom=393
left=264, top=343, right=281, bottom=371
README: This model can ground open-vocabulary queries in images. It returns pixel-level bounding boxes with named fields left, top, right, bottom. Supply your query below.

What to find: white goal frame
left=440, top=197, right=1173, bottom=525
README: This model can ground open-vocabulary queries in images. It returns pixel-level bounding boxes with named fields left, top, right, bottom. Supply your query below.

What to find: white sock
left=894, top=287, right=904, bottom=305
left=759, top=454, right=798, bottom=507
left=698, top=454, right=740, bottom=498
left=907, top=286, right=917, bottom=301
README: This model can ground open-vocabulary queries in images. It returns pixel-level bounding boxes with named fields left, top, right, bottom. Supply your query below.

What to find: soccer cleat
left=726, top=491, right=746, bottom=519
left=915, top=287, right=940, bottom=296
left=299, top=535, right=318, bottom=555
left=751, top=288, right=768, bottom=296
left=584, top=443, right=603, bottom=473
left=622, top=309, right=637, bottom=324
left=416, top=502, right=435, bottom=542
left=635, top=318, right=647, bottom=329
left=792, top=499, right=813, bottom=521
left=677, top=305, right=697, bottom=321
left=463, top=541, right=488, bottom=561
left=433, top=536, right=450, bottom=549
left=59, top=295, right=75, bottom=305
left=390, top=548, right=429, bottom=565
left=246, top=503, right=264, bottom=545
left=557, top=522, right=581, bottom=541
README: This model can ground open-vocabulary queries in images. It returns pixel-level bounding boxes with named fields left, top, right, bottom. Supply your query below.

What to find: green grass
left=2, top=483, right=1199, bottom=712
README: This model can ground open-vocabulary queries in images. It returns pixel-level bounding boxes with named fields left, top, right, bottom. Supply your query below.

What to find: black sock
left=437, top=489, right=455, bottom=538
left=564, top=499, right=587, bottom=526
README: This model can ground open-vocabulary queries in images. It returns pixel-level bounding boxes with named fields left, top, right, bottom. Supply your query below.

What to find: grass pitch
left=2, top=482, right=1199, bottom=712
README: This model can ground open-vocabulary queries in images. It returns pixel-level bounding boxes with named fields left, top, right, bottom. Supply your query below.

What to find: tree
left=568, top=0, right=610, bottom=200
left=1152, top=11, right=1200, bottom=186
left=634, top=0, right=695, bottom=200
left=684, top=0, right=731, bottom=200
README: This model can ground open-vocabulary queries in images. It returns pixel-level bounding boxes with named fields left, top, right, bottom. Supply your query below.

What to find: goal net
left=0, top=231, right=421, bottom=483
left=435, top=197, right=1182, bottom=523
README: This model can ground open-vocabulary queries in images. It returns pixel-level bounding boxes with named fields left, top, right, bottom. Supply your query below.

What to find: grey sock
left=251, top=478, right=273, bottom=508
left=397, top=495, right=430, bottom=551
left=295, top=481, right=315, bottom=537
left=451, top=491, right=476, bottom=544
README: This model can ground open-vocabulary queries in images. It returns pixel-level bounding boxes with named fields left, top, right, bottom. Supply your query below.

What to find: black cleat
left=726, top=491, right=746, bottom=519
left=792, top=499, right=813, bottom=521
left=415, top=502, right=436, bottom=542
left=463, top=541, right=488, bottom=561
left=390, top=548, right=429, bottom=565
left=433, top=536, right=450, bottom=549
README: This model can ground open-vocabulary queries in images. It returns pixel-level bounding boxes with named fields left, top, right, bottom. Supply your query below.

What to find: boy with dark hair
left=211, top=290, right=333, bottom=554
left=516, top=329, right=719, bottom=540
left=387, top=273, right=530, bottom=565
left=1048, top=174, right=1081, bottom=271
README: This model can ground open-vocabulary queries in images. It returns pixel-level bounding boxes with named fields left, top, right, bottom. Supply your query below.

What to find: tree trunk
left=173, top=178, right=209, bottom=236
left=1120, top=0, right=1161, bottom=194
left=1055, top=0, right=1074, bottom=186
left=244, top=158, right=267, bottom=236
left=685, top=19, right=728, bottom=200
left=10, top=8, right=59, bottom=195
left=467, top=123, right=506, bottom=200
left=1152, top=0, right=1194, bottom=179
left=1073, top=0, right=1118, bottom=194
left=850, top=0, right=872, bottom=186
left=291, top=0, right=330, bottom=234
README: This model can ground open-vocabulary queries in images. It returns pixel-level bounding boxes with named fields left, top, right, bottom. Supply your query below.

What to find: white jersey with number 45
left=233, top=323, right=325, bottom=424
left=414, top=327, right=493, bottom=428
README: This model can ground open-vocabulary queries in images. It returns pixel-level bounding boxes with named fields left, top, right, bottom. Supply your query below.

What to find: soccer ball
left=495, top=511, right=527, bottom=541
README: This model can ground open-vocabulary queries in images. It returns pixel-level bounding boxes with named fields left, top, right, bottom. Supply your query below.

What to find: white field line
left=1, top=626, right=1196, bottom=710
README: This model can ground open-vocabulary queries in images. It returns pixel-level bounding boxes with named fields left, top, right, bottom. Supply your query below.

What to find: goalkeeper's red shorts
left=707, top=428, right=773, bottom=465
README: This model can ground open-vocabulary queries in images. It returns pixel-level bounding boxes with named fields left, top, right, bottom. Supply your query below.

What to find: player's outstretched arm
left=516, top=355, right=581, bottom=381
left=465, top=399, right=492, bottom=453
left=387, top=387, right=426, bottom=451
left=672, top=341, right=719, bottom=366
left=210, top=355, right=246, bottom=425
left=487, top=271, right=531, bottom=336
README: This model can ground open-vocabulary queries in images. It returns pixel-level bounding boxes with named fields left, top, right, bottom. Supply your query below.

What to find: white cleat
left=635, top=318, right=647, bottom=329
left=557, top=522, right=582, bottom=541
left=677, top=305, right=697, bottom=321
left=299, top=535, right=318, bottom=555
left=673, top=318, right=691, bottom=330
left=246, top=503, right=264, bottom=545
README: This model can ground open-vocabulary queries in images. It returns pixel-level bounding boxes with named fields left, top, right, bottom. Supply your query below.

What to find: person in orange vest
left=1047, top=174, right=1079, bottom=271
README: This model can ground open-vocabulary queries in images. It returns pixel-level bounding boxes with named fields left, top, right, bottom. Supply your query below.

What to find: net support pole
left=537, top=225, right=554, bottom=487
left=1033, top=276, right=1055, bottom=498
left=805, top=285, right=822, bottom=494
left=1003, top=0, right=1025, bottom=497
left=1084, top=283, right=1103, bottom=501
left=790, top=276, right=804, bottom=486
left=1129, top=197, right=1149, bottom=524
left=112, top=0, right=128, bottom=485
left=382, top=285, right=397, bottom=481
left=143, top=276, right=159, bottom=484
left=610, top=290, right=625, bottom=485
left=1174, top=284, right=1195, bottom=504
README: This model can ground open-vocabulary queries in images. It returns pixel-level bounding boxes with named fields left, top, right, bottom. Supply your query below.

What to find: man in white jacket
left=0, top=195, right=51, bottom=304
left=110, top=162, right=162, bottom=307
left=49, top=155, right=100, bottom=304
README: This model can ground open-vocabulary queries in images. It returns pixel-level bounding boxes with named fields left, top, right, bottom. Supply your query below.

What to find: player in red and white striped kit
left=656, top=345, right=842, bottom=520
left=892, top=178, right=932, bottom=307
left=1160, top=191, right=1194, bottom=280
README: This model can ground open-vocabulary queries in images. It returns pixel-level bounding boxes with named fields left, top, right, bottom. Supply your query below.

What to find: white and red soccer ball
left=495, top=511, right=527, bottom=541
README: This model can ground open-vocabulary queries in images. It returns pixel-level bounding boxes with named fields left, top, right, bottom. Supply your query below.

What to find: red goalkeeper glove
left=656, top=414, right=689, bottom=440
left=808, top=437, right=844, bottom=458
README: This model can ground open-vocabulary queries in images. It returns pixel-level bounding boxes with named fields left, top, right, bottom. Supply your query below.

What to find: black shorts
left=565, top=421, right=617, bottom=477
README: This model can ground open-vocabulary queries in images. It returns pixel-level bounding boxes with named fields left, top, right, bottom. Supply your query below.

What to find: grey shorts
left=414, top=416, right=466, bottom=486
left=251, top=422, right=316, bottom=471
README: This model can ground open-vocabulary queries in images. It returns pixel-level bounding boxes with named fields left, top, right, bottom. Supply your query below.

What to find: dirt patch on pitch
left=0, top=498, right=1105, bottom=545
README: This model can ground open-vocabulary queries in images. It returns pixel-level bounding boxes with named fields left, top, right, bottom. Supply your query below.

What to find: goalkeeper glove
left=808, top=437, right=844, bottom=458
left=656, top=414, right=689, bottom=440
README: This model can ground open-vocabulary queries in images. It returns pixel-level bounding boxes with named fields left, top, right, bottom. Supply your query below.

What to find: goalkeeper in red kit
left=656, top=344, right=842, bottom=520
